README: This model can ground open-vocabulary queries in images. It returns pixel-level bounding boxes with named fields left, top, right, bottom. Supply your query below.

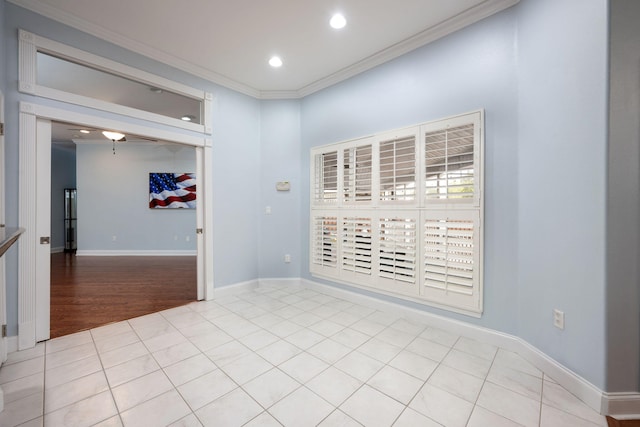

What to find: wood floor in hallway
left=50, top=253, right=197, bottom=338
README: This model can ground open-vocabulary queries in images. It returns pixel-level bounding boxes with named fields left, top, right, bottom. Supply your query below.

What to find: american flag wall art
left=149, top=173, right=196, bottom=209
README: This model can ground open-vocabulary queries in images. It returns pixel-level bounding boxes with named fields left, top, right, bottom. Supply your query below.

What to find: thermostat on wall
left=276, top=181, right=291, bottom=191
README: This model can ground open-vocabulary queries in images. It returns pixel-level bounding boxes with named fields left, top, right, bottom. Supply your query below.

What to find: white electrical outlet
left=265, top=206, right=272, bottom=215
left=553, top=309, right=565, bottom=330
left=186, top=236, right=190, bottom=242
left=112, top=235, right=117, bottom=241
left=284, top=254, right=291, bottom=263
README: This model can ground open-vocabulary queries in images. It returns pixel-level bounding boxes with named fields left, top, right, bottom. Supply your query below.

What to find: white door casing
left=18, top=102, right=214, bottom=349
left=0, top=90, right=7, bottom=364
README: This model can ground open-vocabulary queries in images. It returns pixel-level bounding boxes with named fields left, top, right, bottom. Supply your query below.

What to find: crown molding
left=9, top=0, right=519, bottom=100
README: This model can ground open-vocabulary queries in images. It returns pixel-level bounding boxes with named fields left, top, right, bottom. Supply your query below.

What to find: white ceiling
left=11, top=0, right=518, bottom=98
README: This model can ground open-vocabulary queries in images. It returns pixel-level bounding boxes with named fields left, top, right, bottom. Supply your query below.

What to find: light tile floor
left=0, top=283, right=608, bottom=427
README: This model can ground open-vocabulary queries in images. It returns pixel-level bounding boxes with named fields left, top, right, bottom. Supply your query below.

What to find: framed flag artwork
left=149, top=173, right=196, bottom=209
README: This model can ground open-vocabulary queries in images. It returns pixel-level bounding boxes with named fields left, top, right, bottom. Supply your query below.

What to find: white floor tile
left=493, top=349, right=543, bottom=378
left=375, top=327, right=417, bottom=348
left=307, top=338, right=353, bottom=364
left=306, top=366, right=362, bottom=406
left=334, top=351, right=384, bottom=382
left=340, top=384, right=405, bottom=427
left=477, top=381, right=540, bottom=427
left=104, top=354, right=159, bottom=388
left=4, top=343, right=45, bottom=366
left=542, top=380, right=606, bottom=425
left=409, top=383, right=474, bottom=427
left=404, top=336, right=451, bottom=362
left=308, top=319, right=345, bottom=337
left=45, top=342, right=97, bottom=371
left=243, top=411, right=282, bottom=427
left=392, top=408, right=442, bottom=427
left=195, top=387, right=263, bottom=427
left=427, top=364, right=484, bottom=403
left=441, top=348, right=493, bottom=379
left=219, top=352, right=273, bottom=385
left=388, top=350, right=438, bottom=381
left=467, top=405, right=523, bottom=427
left=268, top=320, right=304, bottom=338
left=143, top=330, right=188, bottom=353
left=242, top=367, right=301, bottom=408
left=98, top=342, right=149, bottom=369
left=331, top=328, right=371, bottom=349
left=350, top=319, right=387, bottom=336
left=284, top=328, right=325, bottom=350
left=238, top=329, right=280, bottom=351
left=540, top=403, right=606, bottom=427
left=487, top=363, right=543, bottom=400
left=1, top=373, right=43, bottom=404
left=204, top=339, right=252, bottom=367
left=167, top=413, right=203, bottom=427
left=163, top=353, right=217, bottom=386
left=152, top=341, right=201, bottom=368
left=111, top=370, right=174, bottom=412
left=0, top=357, right=44, bottom=385
left=177, top=369, right=237, bottom=410
left=317, top=409, right=362, bottom=427
left=45, top=355, right=102, bottom=390
left=279, top=352, right=329, bottom=383
left=367, top=365, right=424, bottom=405
left=454, top=336, right=499, bottom=361
left=256, top=339, right=302, bottom=366
left=419, top=327, right=459, bottom=347
left=0, top=391, right=43, bottom=427
left=269, top=386, right=335, bottom=427
left=45, top=331, right=92, bottom=354
left=90, top=321, right=133, bottom=342
left=388, top=319, right=426, bottom=336
left=44, top=371, right=109, bottom=414
left=92, top=415, right=123, bottom=427
left=94, top=330, right=140, bottom=354
left=44, top=390, right=117, bottom=427
left=120, top=389, right=191, bottom=427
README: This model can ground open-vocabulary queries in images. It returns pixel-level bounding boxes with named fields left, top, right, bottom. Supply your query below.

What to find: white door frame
left=0, top=90, right=7, bottom=363
left=18, top=101, right=214, bottom=349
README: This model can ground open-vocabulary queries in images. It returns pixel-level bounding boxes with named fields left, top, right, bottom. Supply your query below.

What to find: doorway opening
left=18, top=102, right=213, bottom=349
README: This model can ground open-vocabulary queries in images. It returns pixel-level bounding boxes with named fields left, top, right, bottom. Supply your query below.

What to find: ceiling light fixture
left=269, top=56, right=283, bottom=68
left=330, top=13, right=347, bottom=29
left=181, top=115, right=196, bottom=122
left=149, top=87, right=163, bottom=94
left=102, top=131, right=126, bottom=155
left=80, top=130, right=90, bottom=134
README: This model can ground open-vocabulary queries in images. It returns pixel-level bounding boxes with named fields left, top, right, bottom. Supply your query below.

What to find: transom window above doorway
left=19, top=29, right=212, bottom=134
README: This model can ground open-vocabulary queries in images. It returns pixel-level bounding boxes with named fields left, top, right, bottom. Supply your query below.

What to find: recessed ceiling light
left=181, top=115, right=195, bottom=122
left=149, top=87, right=163, bottom=94
left=79, top=130, right=90, bottom=134
left=330, top=13, right=347, bottom=29
left=269, top=56, right=283, bottom=68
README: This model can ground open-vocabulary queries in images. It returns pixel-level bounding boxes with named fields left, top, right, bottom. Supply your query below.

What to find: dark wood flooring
left=50, top=253, right=197, bottom=338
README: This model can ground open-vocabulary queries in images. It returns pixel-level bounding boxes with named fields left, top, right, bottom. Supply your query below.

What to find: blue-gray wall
left=50, top=144, right=76, bottom=251
left=516, top=0, right=608, bottom=390
left=259, top=100, right=302, bottom=278
left=76, top=143, right=196, bottom=252
left=607, top=0, right=640, bottom=393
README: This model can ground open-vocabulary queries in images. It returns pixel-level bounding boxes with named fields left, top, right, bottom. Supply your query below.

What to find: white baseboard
left=76, top=250, right=197, bottom=256
left=50, top=246, right=64, bottom=254
left=259, top=277, right=302, bottom=287
left=603, top=393, right=640, bottom=419
left=6, top=336, right=18, bottom=354
left=212, top=279, right=259, bottom=297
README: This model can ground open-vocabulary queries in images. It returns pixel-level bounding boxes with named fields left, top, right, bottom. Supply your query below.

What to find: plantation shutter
left=425, top=123, right=475, bottom=202
left=343, top=145, right=373, bottom=203
left=341, top=216, right=373, bottom=276
left=377, top=213, right=418, bottom=294
left=379, top=136, right=416, bottom=202
left=311, top=214, right=338, bottom=275
left=422, top=210, right=480, bottom=311
left=313, top=151, right=338, bottom=204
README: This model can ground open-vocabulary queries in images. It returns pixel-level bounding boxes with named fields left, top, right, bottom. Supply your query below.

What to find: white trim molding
left=75, top=250, right=197, bottom=257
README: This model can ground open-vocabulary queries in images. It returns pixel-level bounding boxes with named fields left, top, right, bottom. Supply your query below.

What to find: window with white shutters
left=310, top=110, right=483, bottom=316
left=343, top=145, right=372, bottom=203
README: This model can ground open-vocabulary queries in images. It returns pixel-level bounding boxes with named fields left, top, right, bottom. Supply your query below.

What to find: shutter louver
left=344, top=145, right=372, bottom=203
left=425, top=123, right=475, bottom=201
left=314, top=151, right=338, bottom=204
left=342, top=217, right=372, bottom=275
left=379, top=216, right=417, bottom=284
left=380, top=136, right=416, bottom=202
left=424, top=217, right=475, bottom=295
left=311, top=215, right=338, bottom=269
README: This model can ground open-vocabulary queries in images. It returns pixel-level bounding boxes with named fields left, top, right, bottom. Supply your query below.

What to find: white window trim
left=18, top=29, right=213, bottom=134
left=310, top=110, right=484, bottom=317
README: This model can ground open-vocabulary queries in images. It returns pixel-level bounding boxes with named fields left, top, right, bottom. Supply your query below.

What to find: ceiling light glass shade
left=181, top=115, right=195, bottom=121
left=269, top=56, right=283, bottom=68
left=80, top=130, right=90, bottom=134
left=102, top=131, right=125, bottom=141
left=330, top=13, right=347, bottom=29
